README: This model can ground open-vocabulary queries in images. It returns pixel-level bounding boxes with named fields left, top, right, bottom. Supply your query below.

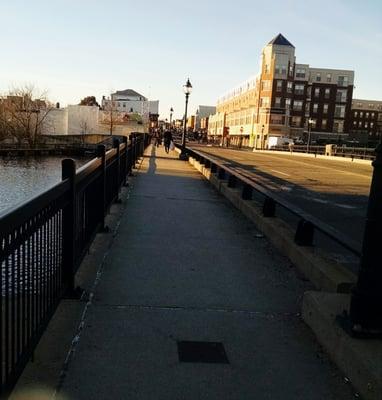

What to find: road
left=190, top=145, right=372, bottom=255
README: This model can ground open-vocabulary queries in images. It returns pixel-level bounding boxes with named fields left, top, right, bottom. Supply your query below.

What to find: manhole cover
left=177, top=341, right=229, bottom=364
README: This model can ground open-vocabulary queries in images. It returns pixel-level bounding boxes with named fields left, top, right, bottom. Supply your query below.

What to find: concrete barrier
left=302, top=291, right=382, bottom=400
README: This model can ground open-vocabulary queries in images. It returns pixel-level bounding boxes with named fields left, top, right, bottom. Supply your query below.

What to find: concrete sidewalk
left=56, top=145, right=355, bottom=399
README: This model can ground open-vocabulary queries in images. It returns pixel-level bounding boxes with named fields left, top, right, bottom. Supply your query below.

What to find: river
left=0, top=156, right=91, bottom=214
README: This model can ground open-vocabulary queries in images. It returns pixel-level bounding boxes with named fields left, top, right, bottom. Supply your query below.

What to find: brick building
left=350, top=99, right=382, bottom=144
left=208, top=34, right=356, bottom=148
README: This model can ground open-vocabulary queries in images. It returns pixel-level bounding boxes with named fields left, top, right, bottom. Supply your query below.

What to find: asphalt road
left=190, top=145, right=372, bottom=257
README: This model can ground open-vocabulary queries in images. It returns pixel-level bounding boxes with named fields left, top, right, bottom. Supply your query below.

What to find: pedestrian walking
left=163, top=130, right=173, bottom=153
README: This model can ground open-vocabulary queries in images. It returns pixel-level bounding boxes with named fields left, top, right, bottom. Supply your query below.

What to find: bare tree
left=0, top=85, right=53, bottom=147
left=102, top=99, right=119, bottom=135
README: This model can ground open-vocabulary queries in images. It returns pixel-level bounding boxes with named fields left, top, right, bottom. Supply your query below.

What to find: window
left=335, top=105, right=345, bottom=118
left=326, top=73, right=331, bottom=83
left=323, top=104, right=329, bottom=114
left=285, top=98, right=291, bottom=108
left=365, top=122, right=368, bottom=128
left=264, top=64, right=269, bottom=73
left=336, top=89, right=347, bottom=103
left=291, top=116, right=301, bottom=127
left=261, top=80, right=271, bottom=90
left=338, top=75, right=349, bottom=86
left=358, top=121, right=362, bottom=127
left=275, top=65, right=286, bottom=75
left=306, top=86, right=311, bottom=98
left=289, top=65, right=294, bottom=76
left=322, top=119, right=327, bottom=129
left=353, top=121, right=357, bottom=126
left=294, top=84, right=304, bottom=95
left=316, top=73, right=321, bottom=82
left=293, top=100, right=303, bottom=111
left=371, top=122, right=374, bottom=128
left=366, top=112, right=369, bottom=118
left=354, top=111, right=358, bottom=117
left=276, top=80, right=283, bottom=91
left=371, top=113, right=375, bottom=118
left=260, top=97, right=270, bottom=107
left=287, top=82, right=293, bottom=93
left=360, top=112, right=363, bottom=117
left=305, top=102, right=310, bottom=112
left=123, top=103, right=126, bottom=107
left=274, top=97, right=281, bottom=107
left=313, top=103, right=318, bottom=113
left=270, top=114, right=283, bottom=124
left=296, top=68, right=306, bottom=78
left=314, top=88, right=320, bottom=97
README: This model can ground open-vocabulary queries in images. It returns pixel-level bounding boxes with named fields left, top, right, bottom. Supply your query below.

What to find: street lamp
left=180, top=78, right=192, bottom=160
left=307, top=118, right=314, bottom=153
left=170, top=107, right=174, bottom=126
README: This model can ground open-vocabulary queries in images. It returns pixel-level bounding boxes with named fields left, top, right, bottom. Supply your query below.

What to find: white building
left=102, top=89, right=159, bottom=116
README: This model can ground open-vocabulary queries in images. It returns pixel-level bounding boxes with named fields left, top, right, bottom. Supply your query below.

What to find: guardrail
left=180, top=145, right=361, bottom=258
left=0, top=133, right=149, bottom=396
left=269, top=144, right=375, bottom=160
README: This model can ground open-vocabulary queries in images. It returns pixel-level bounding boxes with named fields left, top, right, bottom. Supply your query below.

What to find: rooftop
left=113, top=89, right=147, bottom=100
left=268, top=33, right=295, bottom=48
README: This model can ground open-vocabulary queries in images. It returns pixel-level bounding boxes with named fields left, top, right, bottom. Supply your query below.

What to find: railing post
left=349, top=143, right=382, bottom=335
left=97, top=145, right=108, bottom=232
left=241, top=184, right=252, bottom=200
left=128, top=135, right=133, bottom=176
left=218, top=168, right=225, bottom=180
left=61, top=159, right=76, bottom=295
left=130, top=133, right=136, bottom=168
left=228, top=174, right=236, bottom=188
left=263, top=197, right=276, bottom=217
left=113, top=138, right=121, bottom=202
left=122, top=136, right=128, bottom=186
left=294, top=219, right=314, bottom=246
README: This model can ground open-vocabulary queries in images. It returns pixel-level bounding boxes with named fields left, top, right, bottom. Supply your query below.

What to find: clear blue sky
left=0, top=0, right=381, bottom=120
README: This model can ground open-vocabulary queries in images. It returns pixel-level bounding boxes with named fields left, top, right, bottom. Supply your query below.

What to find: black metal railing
left=181, top=146, right=362, bottom=258
left=0, top=132, right=149, bottom=396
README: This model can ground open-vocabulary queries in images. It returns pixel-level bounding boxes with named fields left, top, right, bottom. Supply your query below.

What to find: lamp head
left=183, top=78, right=193, bottom=95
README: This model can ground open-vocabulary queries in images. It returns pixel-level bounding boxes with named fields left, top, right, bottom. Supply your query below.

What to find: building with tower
left=208, top=34, right=355, bottom=148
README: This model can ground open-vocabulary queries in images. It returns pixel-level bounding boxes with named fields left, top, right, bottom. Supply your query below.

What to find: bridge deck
left=15, top=145, right=355, bottom=399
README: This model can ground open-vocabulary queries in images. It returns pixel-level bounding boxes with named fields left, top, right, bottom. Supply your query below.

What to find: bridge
left=1, top=139, right=381, bottom=399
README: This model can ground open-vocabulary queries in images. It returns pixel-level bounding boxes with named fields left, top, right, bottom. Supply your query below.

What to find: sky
left=0, top=0, right=381, bottom=120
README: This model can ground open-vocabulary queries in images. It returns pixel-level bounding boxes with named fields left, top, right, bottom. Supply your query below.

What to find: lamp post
left=170, top=107, right=174, bottom=127
left=180, top=78, right=192, bottom=160
left=307, top=118, right=314, bottom=153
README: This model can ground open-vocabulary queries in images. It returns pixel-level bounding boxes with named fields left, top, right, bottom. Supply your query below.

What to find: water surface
left=0, top=156, right=91, bottom=214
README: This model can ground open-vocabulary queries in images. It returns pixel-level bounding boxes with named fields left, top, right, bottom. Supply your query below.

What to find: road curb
left=302, top=291, right=382, bottom=400
left=188, top=156, right=356, bottom=293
